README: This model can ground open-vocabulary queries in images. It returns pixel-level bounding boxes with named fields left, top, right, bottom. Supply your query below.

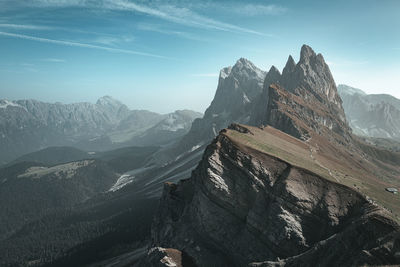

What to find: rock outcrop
left=251, top=45, right=352, bottom=145
left=154, top=58, right=266, bottom=164
left=145, top=45, right=400, bottom=266
left=148, top=125, right=400, bottom=266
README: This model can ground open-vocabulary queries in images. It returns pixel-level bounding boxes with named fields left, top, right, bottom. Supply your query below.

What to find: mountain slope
left=0, top=143, right=162, bottom=266
left=9, top=146, right=92, bottom=166
left=126, top=110, right=203, bottom=147
left=2, top=45, right=400, bottom=266
left=0, top=159, right=119, bottom=241
left=142, top=45, right=400, bottom=266
left=0, top=96, right=201, bottom=165
left=338, top=84, right=400, bottom=140
left=153, top=58, right=266, bottom=164
left=148, top=124, right=400, bottom=266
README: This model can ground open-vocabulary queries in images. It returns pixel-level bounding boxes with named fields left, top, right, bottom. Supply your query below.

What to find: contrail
left=0, top=31, right=170, bottom=59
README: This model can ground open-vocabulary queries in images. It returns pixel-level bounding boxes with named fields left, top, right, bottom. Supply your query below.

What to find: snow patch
left=212, top=125, right=217, bottom=136
left=109, top=174, right=134, bottom=192
left=243, top=93, right=250, bottom=103
left=160, top=123, right=185, bottom=132
left=109, top=166, right=154, bottom=192
left=158, top=115, right=186, bottom=132
left=190, top=144, right=202, bottom=152
left=220, top=66, right=232, bottom=79
left=0, top=100, right=23, bottom=109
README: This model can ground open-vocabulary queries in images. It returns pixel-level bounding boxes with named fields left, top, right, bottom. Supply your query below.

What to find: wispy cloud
left=0, top=23, right=52, bottom=30
left=93, top=35, right=135, bottom=46
left=17, top=0, right=269, bottom=36
left=0, top=31, right=170, bottom=59
left=137, top=23, right=208, bottom=42
left=20, top=62, right=35, bottom=67
left=41, top=58, right=65, bottom=63
left=110, top=1, right=266, bottom=36
left=232, top=4, right=287, bottom=16
left=20, top=63, right=39, bottom=72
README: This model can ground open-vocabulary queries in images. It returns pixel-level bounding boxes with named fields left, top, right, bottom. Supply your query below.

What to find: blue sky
left=0, top=0, right=399, bottom=113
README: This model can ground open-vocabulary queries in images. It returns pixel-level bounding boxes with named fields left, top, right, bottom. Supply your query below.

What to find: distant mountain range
left=338, top=84, right=400, bottom=141
left=1, top=46, right=400, bottom=266
left=0, top=96, right=201, bottom=164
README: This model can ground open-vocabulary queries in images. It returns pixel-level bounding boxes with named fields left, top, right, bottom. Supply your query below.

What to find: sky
left=0, top=0, right=399, bottom=113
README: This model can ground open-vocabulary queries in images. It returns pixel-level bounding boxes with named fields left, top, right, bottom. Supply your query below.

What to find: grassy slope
left=226, top=125, right=400, bottom=221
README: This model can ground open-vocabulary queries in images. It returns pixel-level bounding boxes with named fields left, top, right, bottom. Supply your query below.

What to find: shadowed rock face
left=252, top=84, right=352, bottom=144
left=148, top=126, right=400, bottom=266
left=188, top=58, right=266, bottom=139
left=144, top=45, right=400, bottom=267
left=154, top=58, right=266, bottom=164
left=281, top=45, right=343, bottom=110
left=153, top=46, right=347, bottom=167
left=251, top=46, right=352, bottom=145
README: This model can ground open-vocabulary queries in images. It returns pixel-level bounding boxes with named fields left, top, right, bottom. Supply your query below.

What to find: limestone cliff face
left=148, top=125, right=400, bottom=266
left=280, top=45, right=344, bottom=115
left=187, top=58, right=266, bottom=141
left=251, top=45, right=352, bottom=144
left=154, top=45, right=346, bottom=165
left=142, top=45, right=400, bottom=266
left=154, top=58, right=266, bottom=164
left=252, top=84, right=352, bottom=144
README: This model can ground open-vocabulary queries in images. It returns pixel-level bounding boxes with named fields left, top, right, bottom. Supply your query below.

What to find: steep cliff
left=148, top=125, right=400, bottom=266
left=251, top=45, right=351, bottom=145
left=153, top=58, right=266, bottom=164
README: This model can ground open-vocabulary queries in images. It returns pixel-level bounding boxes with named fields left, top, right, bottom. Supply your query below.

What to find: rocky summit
left=142, top=45, right=400, bottom=267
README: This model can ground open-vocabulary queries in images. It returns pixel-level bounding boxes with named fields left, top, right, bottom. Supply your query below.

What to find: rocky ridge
left=251, top=45, right=350, bottom=143
left=148, top=124, right=400, bottom=266
left=154, top=58, right=266, bottom=164
left=0, top=97, right=201, bottom=164
left=143, top=45, right=400, bottom=266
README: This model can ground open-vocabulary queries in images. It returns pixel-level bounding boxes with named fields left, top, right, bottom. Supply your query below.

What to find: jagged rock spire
left=299, top=44, right=317, bottom=63
left=264, top=65, right=281, bottom=88
left=282, top=55, right=296, bottom=75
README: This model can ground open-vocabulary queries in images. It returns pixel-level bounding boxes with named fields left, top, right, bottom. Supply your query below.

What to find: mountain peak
left=96, top=96, right=123, bottom=107
left=283, top=55, right=296, bottom=74
left=230, top=58, right=266, bottom=81
left=269, top=65, right=280, bottom=74
left=300, top=44, right=317, bottom=62
left=232, top=58, right=258, bottom=73
left=236, top=57, right=253, bottom=66
left=264, top=65, right=281, bottom=88
left=337, top=84, right=366, bottom=96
